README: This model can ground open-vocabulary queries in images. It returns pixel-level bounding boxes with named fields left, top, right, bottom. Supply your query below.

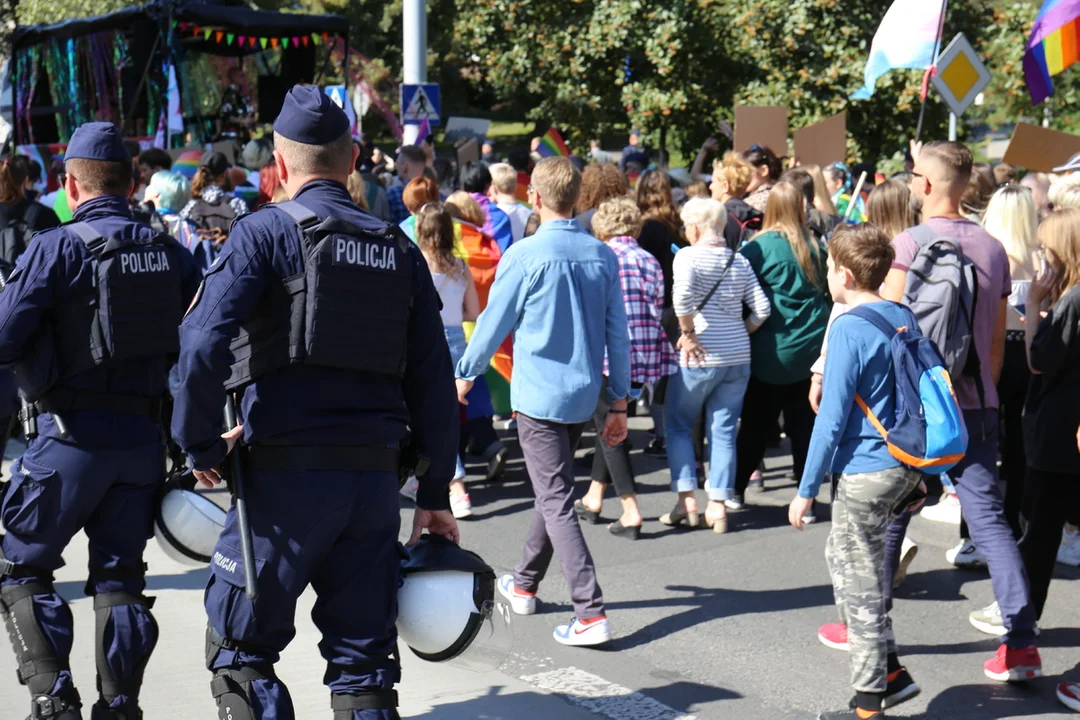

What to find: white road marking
left=520, top=666, right=697, bottom=720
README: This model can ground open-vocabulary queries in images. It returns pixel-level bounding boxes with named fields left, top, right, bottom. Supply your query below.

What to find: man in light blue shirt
left=455, top=156, right=630, bottom=647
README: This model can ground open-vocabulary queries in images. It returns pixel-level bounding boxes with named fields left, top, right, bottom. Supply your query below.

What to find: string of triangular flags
left=172, top=21, right=340, bottom=50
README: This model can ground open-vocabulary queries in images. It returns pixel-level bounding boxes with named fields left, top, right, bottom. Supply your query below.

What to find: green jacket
left=739, top=230, right=831, bottom=384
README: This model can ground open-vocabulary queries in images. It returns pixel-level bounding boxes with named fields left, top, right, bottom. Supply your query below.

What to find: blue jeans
left=664, top=364, right=751, bottom=501
left=445, top=326, right=468, bottom=480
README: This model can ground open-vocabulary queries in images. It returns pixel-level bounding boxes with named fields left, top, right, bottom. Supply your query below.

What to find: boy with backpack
left=882, top=141, right=1041, bottom=681
left=792, top=224, right=950, bottom=719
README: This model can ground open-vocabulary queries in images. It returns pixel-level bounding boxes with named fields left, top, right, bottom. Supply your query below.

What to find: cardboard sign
left=1003, top=123, right=1080, bottom=173
left=734, top=106, right=788, bottom=155
left=444, top=117, right=492, bottom=144
left=793, top=112, right=847, bottom=168
left=456, top=137, right=480, bottom=166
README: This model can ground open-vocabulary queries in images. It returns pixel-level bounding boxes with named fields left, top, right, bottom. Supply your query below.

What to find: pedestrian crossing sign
left=931, top=33, right=991, bottom=119
left=401, top=83, right=441, bottom=126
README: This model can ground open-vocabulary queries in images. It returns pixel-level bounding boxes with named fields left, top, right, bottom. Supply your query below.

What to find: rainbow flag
left=536, top=127, right=570, bottom=158
left=173, top=149, right=202, bottom=179
left=400, top=216, right=513, bottom=412
left=1025, top=0, right=1080, bottom=104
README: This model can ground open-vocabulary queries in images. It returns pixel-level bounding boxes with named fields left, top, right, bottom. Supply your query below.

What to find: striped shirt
left=672, top=238, right=771, bottom=368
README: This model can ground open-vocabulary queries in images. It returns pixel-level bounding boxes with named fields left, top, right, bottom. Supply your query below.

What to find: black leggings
left=591, top=379, right=637, bottom=496
left=735, top=376, right=815, bottom=496
left=1019, top=467, right=1080, bottom=619
left=998, top=339, right=1030, bottom=539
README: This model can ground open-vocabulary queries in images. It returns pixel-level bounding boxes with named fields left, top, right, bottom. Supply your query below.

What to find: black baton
left=223, top=394, right=258, bottom=602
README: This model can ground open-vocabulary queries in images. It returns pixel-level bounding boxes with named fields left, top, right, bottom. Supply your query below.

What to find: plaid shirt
left=606, top=236, right=678, bottom=384
left=386, top=185, right=410, bottom=224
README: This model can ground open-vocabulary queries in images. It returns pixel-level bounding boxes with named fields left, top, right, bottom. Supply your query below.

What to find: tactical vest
left=190, top=197, right=236, bottom=234
left=224, top=200, right=413, bottom=390
left=53, top=223, right=186, bottom=381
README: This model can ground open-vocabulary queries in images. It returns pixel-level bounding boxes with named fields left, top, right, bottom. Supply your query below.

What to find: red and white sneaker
left=554, top=615, right=612, bottom=646
left=497, top=574, right=537, bottom=615
left=983, top=644, right=1042, bottom=682
left=818, top=622, right=849, bottom=651
left=1058, top=681, right=1080, bottom=712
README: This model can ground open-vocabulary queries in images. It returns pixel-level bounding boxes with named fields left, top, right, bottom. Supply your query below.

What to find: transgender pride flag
left=851, top=0, right=946, bottom=100
left=1024, top=0, right=1080, bottom=104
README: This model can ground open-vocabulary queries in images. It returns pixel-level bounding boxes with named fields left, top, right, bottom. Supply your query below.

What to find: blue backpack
left=847, top=304, right=968, bottom=473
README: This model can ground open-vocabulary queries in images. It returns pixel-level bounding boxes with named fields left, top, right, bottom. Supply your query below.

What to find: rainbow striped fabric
left=1025, top=0, right=1080, bottom=104
left=173, top=149, right=202, bottom=179
left=536, top=127, right=570, bottom=158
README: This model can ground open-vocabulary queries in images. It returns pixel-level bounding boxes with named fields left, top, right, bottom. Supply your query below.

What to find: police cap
left=273, top=84, right=350, bottom=145
left=65, top=122, right=130, bottom=163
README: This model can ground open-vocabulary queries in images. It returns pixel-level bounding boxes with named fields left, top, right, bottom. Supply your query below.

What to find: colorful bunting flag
left=238, top=35, right=245, bottom=45
left=322, top=32, right=329, bottom=42
left=249, top=37, right=257, bottom=48
left=260, top=37, right=268, bottom=49
left=282, top=37, right=290, bottom=49
left=203, top=28, right=212, bottom=41
left=270, top=38, right=279, bottom=49
left=192, top=26, right=199, bottom=36
left=292, top=36, right=300, bottom=47
left=226, top=33, right=234, bottom=45
left=215, top=31, right=224, bottom=43
left=301, top=35, right=309, bottom=47
left=311, top=33, right=321, bottom=45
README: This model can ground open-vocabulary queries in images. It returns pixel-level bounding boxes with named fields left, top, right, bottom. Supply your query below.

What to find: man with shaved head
left=882, top=141, right=1042, bottom=683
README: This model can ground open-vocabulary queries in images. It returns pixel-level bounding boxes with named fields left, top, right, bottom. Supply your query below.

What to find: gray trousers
left=513, top=414, right=606, bottom=619
left=825, top=465, right=920, bottom=693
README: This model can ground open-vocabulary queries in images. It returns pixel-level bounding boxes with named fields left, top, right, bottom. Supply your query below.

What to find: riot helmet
left=154, top=470, right=227, bottom=566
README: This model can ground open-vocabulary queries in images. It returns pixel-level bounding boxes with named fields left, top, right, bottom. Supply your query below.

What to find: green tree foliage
left=17, top=0, right=130, bottom=25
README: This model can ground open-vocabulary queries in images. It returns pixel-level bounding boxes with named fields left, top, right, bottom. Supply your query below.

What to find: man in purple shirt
left=882, top=141, right=1041, bottom=682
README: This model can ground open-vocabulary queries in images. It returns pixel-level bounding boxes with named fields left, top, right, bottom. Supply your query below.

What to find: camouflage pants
left=825, top=466, right=921, bottom=692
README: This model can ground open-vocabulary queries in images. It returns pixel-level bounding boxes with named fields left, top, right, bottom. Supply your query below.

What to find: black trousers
left=1018, top=466, right=1080, bottom=619
left=998, top=339, right=1030, bottom=539
left=590, top=379, right=637, bottom=496
left=735, top=376, right=815, bottom=496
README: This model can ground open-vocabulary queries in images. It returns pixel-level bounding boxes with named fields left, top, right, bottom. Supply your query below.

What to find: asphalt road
left=445, top=417, right=1080, bottom=720
left=1, top=417, right=1077, bottom=719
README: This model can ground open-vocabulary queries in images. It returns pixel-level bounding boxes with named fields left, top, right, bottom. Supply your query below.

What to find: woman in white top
left=661, top=198, right=771, bottom=533
left=416, top=203, right=480, bottom=518
left=983, top=185, right=1040, bottom=539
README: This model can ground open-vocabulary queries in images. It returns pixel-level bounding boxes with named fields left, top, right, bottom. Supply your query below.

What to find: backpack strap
left=846, top=304, right=903, bottom=338
left=907, top=224, right=939, bottom=249
left=275, top=199, right=321, bottom=229
left=23, top=202, right=42, bottom=230
left=66, top=222, right=109, bottom=255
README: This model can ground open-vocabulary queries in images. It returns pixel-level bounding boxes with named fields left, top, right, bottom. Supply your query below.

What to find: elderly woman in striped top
left=661, top=197, right=771, bottom=534
left=574, top=197, right=677, bottom=539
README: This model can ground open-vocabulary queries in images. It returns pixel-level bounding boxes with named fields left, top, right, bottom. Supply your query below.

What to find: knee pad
left=331, top=690, right=399, bottom=719
left=209, top=666, right=277, bottom=720
left=93, top=592, right=158, bottom=708
left=1, top=581, right=83, bottom=718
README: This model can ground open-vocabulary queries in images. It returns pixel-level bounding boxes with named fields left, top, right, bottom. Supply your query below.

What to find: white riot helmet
left=154, top=471, right=226, bottom=566
left=397, top=535, right=512, bottom=671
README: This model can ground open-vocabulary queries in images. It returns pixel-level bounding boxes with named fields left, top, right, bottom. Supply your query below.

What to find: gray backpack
left=902, top=225, right=980, bottom=387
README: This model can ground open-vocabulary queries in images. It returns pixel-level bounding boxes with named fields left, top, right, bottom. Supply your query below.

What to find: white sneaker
left=553, top=616, right=612, bottom=646
left=399, top=475, right=419, bottom=502
left=1057, top=529, right=1080, bottom=567
left=894, top=536, right=918, bottom=588
left=497, top=574, right=536, bottom=615
left=450, top=493, right=473, bottom=519
left=947, top=538, right=987, bottom=568
left=921, top=493, right=961, bottom=524
left=724, top=495, right=745, bottom=511
left=969, top=600, right=1042, bottom=637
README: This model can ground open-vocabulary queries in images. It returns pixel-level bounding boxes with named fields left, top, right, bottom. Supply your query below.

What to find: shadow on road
left=53, top=566, right=209, bottom=598
left=601, top=582, right=835, bottom=650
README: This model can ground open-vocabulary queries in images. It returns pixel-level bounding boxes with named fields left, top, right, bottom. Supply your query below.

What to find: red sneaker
left=983, top=644, right=1042, bottom=682
left=818, top=622, right=849, bottom=651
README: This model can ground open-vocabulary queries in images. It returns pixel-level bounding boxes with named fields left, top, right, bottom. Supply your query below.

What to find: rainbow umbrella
left=173, top=150, right=202, bottom=179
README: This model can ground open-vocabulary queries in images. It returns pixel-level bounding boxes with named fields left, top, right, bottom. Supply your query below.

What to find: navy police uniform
left=171, top=86, right=457, bottom=720
left=0, top=122, right=200, bottom=718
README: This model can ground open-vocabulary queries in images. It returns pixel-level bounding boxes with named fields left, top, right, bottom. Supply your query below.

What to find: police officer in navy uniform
left=171, top=85, right=460, bottom=720
left=0, top=122, right=200, bottom=719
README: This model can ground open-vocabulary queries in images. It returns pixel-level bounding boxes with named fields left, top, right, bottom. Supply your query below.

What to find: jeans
left=664, top=364, right=751, bottom=501
left=445, top=326, right=467, bottom=481
left=952, top=408, right=1038, bottom=648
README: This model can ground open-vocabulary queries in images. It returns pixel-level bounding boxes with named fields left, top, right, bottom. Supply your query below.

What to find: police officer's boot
left=89, top=701, right=141, bottom=720
left=27, top=689, right=83, bottom=720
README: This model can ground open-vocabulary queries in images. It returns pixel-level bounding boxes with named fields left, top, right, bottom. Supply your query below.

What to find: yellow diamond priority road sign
left=932, top=33, right=991, bottom=118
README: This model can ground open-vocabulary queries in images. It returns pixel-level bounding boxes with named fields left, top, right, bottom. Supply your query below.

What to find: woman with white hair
left=143, top=170, right=212, bottom=272
left=661, top=197, right=771, bottom=533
